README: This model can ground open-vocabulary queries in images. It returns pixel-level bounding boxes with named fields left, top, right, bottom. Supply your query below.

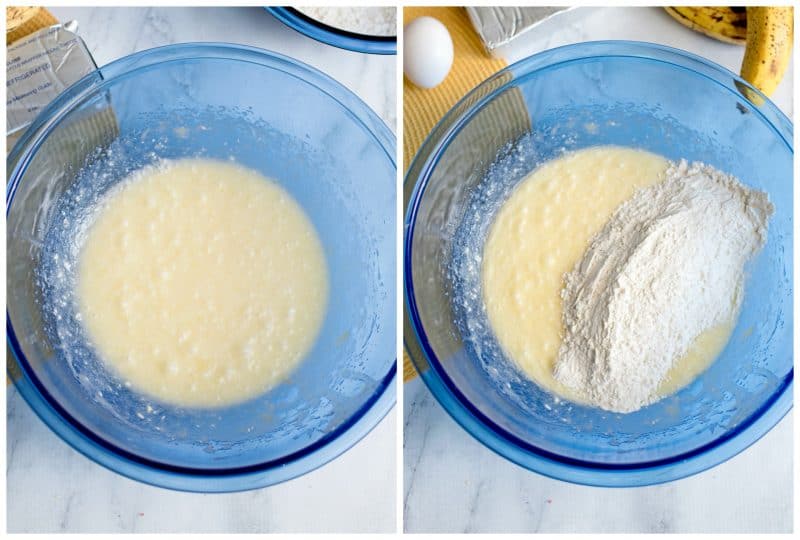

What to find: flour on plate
left=554, top=160, right=773, bottom=413
left=297, top=7, right=396, bottom=36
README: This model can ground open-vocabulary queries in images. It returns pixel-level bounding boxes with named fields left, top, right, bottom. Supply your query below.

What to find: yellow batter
left=482, top=146, right=732, bottom=403
left=77, top=159, right=328, bottom=407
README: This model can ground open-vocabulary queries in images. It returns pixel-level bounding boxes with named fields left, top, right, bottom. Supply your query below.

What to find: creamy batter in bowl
left=404, top=42, right=792, bottom=486
left=8, top=44, right=396, bottom=492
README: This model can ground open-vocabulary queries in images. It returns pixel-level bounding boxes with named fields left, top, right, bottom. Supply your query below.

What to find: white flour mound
left=297, top=7, right=397, bottom=36
left=554, top=160, right=773, bottom=413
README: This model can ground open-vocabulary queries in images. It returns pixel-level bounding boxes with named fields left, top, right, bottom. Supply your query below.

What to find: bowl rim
left=403, top=40, right=793, bottom=487
left=7, top=42, right=397, bottom=493
left=266, top=7, right=396, bottom=55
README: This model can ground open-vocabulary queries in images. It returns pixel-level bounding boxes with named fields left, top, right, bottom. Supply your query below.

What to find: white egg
left=403, top=16, right=454, bottom=89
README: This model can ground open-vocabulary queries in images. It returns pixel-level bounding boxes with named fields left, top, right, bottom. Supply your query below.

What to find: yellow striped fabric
left=6, top=6, right=58, bottom=45
left=403, top=7, right=511, bottom=382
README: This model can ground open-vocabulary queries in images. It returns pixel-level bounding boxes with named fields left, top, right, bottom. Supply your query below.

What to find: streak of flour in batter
left=555, top=160, right=773, bottom=413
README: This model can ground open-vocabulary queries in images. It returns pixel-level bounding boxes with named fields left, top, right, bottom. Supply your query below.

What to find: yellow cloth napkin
left=6, top=6, right=58, bottom=44
left=403, top=7, right=508, bottom=382
left=403, top=7, right=507, bottom=172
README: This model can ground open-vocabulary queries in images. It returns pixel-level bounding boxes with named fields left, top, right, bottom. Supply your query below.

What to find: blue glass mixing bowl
left=404, top=41, right=792, bottom=487
left=7, top=43, right=396, bottom=492
left=267, top=7, right=396, bottom=55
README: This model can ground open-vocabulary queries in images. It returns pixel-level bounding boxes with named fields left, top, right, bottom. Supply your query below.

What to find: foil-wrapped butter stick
left=7, top=22, right=119, bottom=180
left=466, top=7, right=573, bottom=55
left=7, top=23, right=99, bottom=152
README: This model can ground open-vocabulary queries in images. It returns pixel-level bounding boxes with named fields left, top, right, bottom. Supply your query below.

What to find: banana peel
left=664, top=6, right=793, bottom=102
left=740, top=7, right=793, bottom=99
left=664, top=7, right=748, bottom=45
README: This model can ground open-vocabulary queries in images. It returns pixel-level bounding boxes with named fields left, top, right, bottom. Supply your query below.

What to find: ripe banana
left=664, top=6, right=793, bottom=99
left=740, top=7, right=793, bottom=98
left=663, top=7, right=748, bottom=45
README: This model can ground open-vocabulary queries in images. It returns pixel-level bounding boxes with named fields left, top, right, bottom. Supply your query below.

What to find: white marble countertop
left=404, top=380, right=792, bottom=533
left=404, top=6, right=792, bottom=534
left=7, top=6, right=396, bottom=534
